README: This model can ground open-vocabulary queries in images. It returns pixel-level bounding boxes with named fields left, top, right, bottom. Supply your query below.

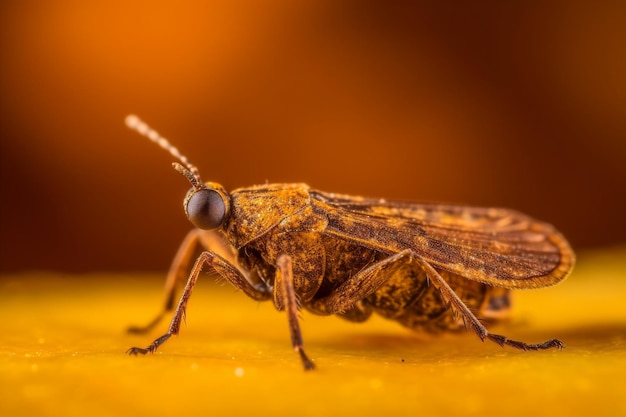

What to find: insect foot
left=126, top=334, right=172, bottom=355
left=486, top=334, right=564, bottom=351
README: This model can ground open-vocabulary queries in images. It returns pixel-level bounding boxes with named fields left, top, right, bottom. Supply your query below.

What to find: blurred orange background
left=1, top=1, right=625, bottom=273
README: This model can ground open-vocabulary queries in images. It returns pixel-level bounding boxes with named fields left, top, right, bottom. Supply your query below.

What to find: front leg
left=127, top=250, right=270, bottom=356
left=127, top=229, right=239, bottom=334
left=127, top=229, right=202, bottom=334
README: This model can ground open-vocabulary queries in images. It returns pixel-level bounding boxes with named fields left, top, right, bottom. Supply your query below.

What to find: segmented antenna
left=125, top=115, right=203, bottom=189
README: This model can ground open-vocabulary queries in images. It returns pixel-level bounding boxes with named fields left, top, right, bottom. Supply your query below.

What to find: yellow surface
left=1, top=248, right=625, bottom=417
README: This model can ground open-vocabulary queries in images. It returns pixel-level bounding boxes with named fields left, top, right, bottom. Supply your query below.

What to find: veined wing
left=311, top=191, right=574, bottom=289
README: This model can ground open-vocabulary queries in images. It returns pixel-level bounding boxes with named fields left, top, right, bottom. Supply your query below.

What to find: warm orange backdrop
left=1, top=1, right=625, bottom=273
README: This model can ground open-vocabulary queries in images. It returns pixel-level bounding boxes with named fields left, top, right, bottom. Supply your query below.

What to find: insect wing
left=312, top=191, right=574, bottom=289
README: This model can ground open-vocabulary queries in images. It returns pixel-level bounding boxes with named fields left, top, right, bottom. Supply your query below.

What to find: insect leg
left=276, top=254, right=316, bottom=370
left=127, top=229, right=204, bottom=334
left=309, top=249, right=416, bottom=315
left=414, top=257, right=564, bottom=350
left=127, top=250, right=271, bottom=356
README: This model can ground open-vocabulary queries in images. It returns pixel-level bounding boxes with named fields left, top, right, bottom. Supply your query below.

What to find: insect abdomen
left=367, top=267, right=510, bottom=334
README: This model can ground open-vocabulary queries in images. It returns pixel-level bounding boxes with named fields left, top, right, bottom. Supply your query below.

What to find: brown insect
left=124, top=115, right=575, bottom=370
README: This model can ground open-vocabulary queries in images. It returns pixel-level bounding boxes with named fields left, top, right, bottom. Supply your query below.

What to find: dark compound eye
left=185, top=188, right=227, bottom=230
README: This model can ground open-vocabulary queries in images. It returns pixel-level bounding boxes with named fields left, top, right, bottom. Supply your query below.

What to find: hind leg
left=414, top=257, right=563, bottom=350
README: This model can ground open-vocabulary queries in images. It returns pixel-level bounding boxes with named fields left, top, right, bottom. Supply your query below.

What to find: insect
left=124, top=115, right=575, bottom=370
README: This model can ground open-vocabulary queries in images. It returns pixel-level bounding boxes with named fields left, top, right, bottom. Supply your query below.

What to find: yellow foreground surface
left=1, top=248, right=625, bottom=417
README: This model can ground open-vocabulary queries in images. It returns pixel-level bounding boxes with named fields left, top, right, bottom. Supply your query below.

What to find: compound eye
left=185, top=188, right=227, bottom=230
